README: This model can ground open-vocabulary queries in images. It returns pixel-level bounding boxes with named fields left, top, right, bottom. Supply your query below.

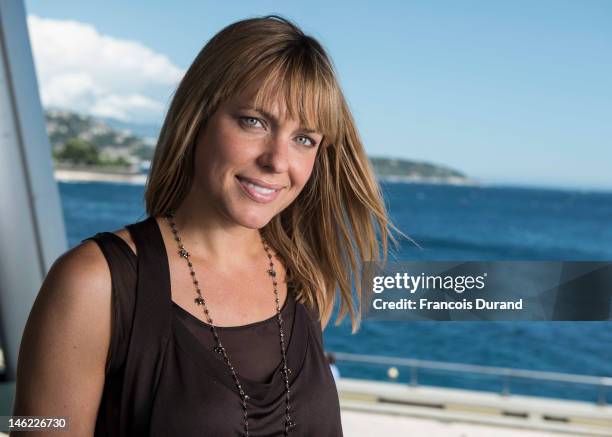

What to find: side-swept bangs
left=229, top=43, right=343, bottom=149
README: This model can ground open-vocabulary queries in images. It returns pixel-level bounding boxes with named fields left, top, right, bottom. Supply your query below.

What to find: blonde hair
left=145, top=15, right=404, bottom=332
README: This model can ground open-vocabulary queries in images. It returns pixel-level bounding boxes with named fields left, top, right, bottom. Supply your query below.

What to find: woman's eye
left=296, top=135, right=316, bottom=147
left=240, top=117, right=264, bottom=128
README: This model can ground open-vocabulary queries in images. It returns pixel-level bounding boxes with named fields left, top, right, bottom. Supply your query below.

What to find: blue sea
left=58, top=181, right=612, bottom=403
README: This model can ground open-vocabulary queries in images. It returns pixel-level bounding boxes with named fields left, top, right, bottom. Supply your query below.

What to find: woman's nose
left=257, top=134, right=289, bottom=173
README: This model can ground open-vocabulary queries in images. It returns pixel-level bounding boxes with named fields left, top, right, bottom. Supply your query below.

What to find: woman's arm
left=10, top=241, right=113, bottom=436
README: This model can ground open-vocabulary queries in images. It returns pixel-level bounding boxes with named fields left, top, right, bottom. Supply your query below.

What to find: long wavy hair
left=145, top=15, right=405, bottom=332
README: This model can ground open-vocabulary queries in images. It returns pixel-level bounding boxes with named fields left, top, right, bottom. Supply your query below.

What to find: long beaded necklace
left=164, top=211, right=296, bottom=436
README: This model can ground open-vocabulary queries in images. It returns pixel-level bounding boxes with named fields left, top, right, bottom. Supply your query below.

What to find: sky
left=24, top=0, right=612, bottom=191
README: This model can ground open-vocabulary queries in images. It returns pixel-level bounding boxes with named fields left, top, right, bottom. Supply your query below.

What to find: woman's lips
left=236, top=176, right=282, bottom=204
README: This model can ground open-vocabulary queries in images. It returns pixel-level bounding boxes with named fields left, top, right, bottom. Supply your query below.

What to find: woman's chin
left=231, top=210, right=275, bottom=230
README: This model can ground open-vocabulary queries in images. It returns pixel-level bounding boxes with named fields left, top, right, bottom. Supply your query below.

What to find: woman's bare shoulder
left=52, top=239, right=113, bottom=294
left=57, top=224, right=138, bottom=278
left=53, top=227, right=137, bottom=278
left=35, top=239, right=116, bottom=332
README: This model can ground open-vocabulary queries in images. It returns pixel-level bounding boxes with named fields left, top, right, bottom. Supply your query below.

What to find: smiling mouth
left=235, top=176, right=283, bottom=204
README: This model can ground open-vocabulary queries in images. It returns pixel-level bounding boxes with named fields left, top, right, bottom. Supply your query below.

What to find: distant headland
left=47, top=109, right=477, bottom=186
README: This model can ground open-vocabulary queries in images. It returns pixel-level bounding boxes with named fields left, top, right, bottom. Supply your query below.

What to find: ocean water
left=58, top=181, right=612, bottom=403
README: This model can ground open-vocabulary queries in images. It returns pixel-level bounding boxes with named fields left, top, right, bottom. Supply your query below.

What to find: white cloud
left=91, top=93, right=164, bottom=122
left=27, top=15, right=184, bottom=123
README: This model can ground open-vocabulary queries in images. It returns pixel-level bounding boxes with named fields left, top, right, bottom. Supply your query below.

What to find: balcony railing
left=332, top=352, right=612, bottom=405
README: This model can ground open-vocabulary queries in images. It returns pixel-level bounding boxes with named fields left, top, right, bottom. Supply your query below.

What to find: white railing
left=331, top=351, right=612, bottom=405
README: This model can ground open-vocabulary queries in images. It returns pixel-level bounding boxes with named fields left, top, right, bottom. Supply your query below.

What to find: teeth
left=245, top=181, right=275, bottom=195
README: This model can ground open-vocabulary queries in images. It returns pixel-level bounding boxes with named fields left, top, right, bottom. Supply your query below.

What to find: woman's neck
left=164, top=200, right=265, bottom=270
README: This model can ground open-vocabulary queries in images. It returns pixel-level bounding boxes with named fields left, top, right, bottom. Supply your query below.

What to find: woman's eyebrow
left=237, top=105, right=321, bottom=135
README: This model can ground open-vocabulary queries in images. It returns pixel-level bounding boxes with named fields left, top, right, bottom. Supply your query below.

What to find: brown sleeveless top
left=83, top=215, right=343, bottom=436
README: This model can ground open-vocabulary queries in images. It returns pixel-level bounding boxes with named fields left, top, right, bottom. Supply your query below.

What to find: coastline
left=379, top=174, right=481, bottom=186
left=53, top=167, right=478, bottom=187
left=54, top=168, right=147, bottom=184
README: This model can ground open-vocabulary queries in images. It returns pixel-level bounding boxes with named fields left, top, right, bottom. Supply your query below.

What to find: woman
left=12, top=15, right=399, bottom=436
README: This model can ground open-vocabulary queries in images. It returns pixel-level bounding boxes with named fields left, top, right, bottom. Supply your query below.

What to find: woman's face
left=189, top=84, right=323, bottom=229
